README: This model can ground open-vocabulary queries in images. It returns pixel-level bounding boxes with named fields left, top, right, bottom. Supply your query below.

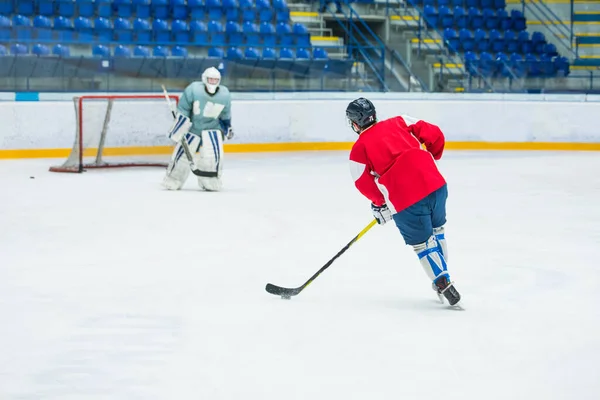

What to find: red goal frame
left=49, top=94, right=179, bottom=173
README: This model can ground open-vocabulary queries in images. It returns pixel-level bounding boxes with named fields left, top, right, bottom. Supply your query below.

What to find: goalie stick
left=160, top=85, right=218, bottom=178
left=265, top=219, right=378, bottom=299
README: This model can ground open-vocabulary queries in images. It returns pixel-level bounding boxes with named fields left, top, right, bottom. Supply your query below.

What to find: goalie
left=163, top=67, right=233, bottom=191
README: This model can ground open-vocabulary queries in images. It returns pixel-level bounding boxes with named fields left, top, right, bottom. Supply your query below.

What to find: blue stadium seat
left=188, top=0, right=205, bottom=19
left=451, top=0, right=463, bottom=6
left=209, top=21, right=225, bottom=46
left=33, top=44, right=50, bottom=56
left=223, top=0, right=240, bottom=20
left=172, top=20, right=190, bottom=43
left=115, top=18, right=133, bottom=42
left=115, top=0, right=133, bottom=18
left=276, top=22, right=293, bottom=46
left=11, top=43, right=29, bottom=55
left=77, top=0, right=95, bottom=18
left=134, top=45, right=151, bottom=56
left=191, top=21, right=208, bottom=44
left=53, top=44, right=70, bottom=57
left=206, top=0, right=224, bottom=21
left=474, top=29, right=487, bottom=53
left=293, top=23, right=310, bottom=47
left=539, top=54, right=555, bottom=77
left=504, top=30, right=518, bottom=54
left=133, top=18, right=151, bottom=42
left=54, top=16, right=74, bottom=42
left=273, top=0, right=290, bottom=22
left=468, top=7, right=483, bottom=30
left=262, top=47, right=277, bottom=58
left=517, top=31, right=531, bottom=54
left=511, top=10, right=526, bottom=31
left=544, top=43, right=558, bottom=57
left=0, top=16, right=9, bottom=41
left=481, top=0, right=493, bottom=9
left=33, top=16, right=53, bottom=40
left=97, top=0, right=113, bottom=18
left=497, top=8, right=510, bottom=31
left=260, top=22, right=276, bottom=47
left=208, top=47, right=224, bottom=58
left=94, top=17, right=113, bottom=42
left=13, top=15, right=32, bottom=41
left=489, top=29, right=503, bottom=53
left=153, top=19, right=170, bottom=42
left=554, top=56, right=569, bottom=77
left=74, top=16, right=93, bottom=41
left=509, top=52, right=525, bottom=78
left=243, top=22, right=260, bottom=46
left=257, top=0, right=273, bottom=23
left=172, top=46, right=188, bottom=57
left=423, top=5, right=438, bottom=27
left=296, top=47, right=311, bottom=59
left=313, top=47, right=328, bottom=59
left=495, top=52, right=511, bottom=78
left=280, top=47, right=294, bottom=58
left=17, top=1, right=35, bottom=16
left=240, top=0, right=256, bottom=22
left=58, top=0, right=76, bottom=18
left=464, top=51, right=478, bottom=76
left=444, top=28, right=459, bottom=53
left=459, top=28, right=474, bottom=52
left=439, top=6, right=453, bottom=29
left=226, top=46, right=243, bottom=59
left=134, top=0, right=151, bottom=18
left=483, top=8, right=498, bottom=30
left=0, top=1, right=12, bottom=15
left=438, top=0, right=450, bottom=5
left=245, top=47, right=260, bottom=58
left=525, top=53, right=540, bottom=77
left=495, top=0, right=506, bottom=8
left=226, top=22, right=243, bottom=46
left=152, top=0, right=170, bottom=19
left=465, top=0, right=478, bottom=7
left=114, top=45, right=132, bottom=57
left=531, top=31, right=546, bottom=54
left=0, top=44, right=7, bottom=55
left=478, top=52, right=495, bottom=77
left=153, top=45, right=169, bottom=57
left=172, top=0, right=188, bottom=19
left=38, top=1, right=54, bottom=16
left=453, top=7, right=467, bottom=29
left=92, top=44, right=110, bottom=57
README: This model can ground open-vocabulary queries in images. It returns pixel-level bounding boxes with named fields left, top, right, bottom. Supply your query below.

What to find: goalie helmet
left=346, top=97, right=377, bottom=134
left=202, top=67, right=221, bottom=95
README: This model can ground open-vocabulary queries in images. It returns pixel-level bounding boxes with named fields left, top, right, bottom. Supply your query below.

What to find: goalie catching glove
left=371, top=203, right=392, bottom=225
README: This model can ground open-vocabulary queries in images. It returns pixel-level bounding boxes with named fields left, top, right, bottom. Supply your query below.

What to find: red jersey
left=349, top=115, right=446, bottom=214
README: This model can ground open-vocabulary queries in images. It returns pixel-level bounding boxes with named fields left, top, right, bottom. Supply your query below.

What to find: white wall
left=1, top=92, right=600, bottom=150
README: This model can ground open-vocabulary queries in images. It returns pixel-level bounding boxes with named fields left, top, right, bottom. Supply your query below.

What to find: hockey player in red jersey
left=346, top=98, right=461, bottom=306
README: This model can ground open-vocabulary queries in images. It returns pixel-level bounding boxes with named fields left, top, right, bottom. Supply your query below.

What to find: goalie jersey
left=176, top=82, right=232, bottom=135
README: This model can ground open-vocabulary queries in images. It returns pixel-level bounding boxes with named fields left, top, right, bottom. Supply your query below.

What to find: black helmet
left=346, top=97, right=377, bottom=134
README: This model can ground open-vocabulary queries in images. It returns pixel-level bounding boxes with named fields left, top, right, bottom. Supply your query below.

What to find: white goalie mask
left=202, top=67, right=221, bottom=95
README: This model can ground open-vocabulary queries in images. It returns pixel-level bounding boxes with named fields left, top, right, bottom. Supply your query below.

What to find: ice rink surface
left=1, top=150, right=599, bottom=400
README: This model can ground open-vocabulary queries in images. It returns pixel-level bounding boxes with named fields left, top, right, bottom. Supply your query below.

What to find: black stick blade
left=265, top=283, right=301, bottom=297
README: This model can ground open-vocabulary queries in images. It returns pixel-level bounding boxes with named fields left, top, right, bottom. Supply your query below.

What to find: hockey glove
left=371, top=203, right=392, bottom=225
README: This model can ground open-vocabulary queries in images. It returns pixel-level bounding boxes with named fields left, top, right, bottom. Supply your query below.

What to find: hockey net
left=49, top=94, right=179, bottom=173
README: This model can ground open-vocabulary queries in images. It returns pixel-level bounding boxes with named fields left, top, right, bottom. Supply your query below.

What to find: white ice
left=0, top=151, right=599, bottom=400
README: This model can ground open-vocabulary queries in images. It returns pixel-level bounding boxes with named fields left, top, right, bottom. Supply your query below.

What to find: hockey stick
left=160, top=85, right=218, bottom=178
left=265, top=219, right=378, bottom=299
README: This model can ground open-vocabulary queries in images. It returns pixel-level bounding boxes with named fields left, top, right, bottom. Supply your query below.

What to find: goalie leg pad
left=162, top=133, right=201, bottom=190
left=413, top=235, right=449, bottom=283
left=195, top=129, right=224, bottom=191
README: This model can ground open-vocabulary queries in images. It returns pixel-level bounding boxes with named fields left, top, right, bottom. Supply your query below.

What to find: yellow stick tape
left=1, top=141, right=600, bottom=159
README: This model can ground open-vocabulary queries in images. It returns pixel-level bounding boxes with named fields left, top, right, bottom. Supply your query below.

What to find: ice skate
left=433, top=275, right=461, bottom=306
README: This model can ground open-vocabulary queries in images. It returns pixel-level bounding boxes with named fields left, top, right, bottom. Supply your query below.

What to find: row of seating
left=1, top=42, right=331, bottom=60
left=423, top=6, right=526, bottom=32
left=2, top=17, right=311, bottom=47
left=1, top=0, right=290, bottom=20
left=444, top=29, right=554, bottom=56
left=463, top=52, right=570, bottom=79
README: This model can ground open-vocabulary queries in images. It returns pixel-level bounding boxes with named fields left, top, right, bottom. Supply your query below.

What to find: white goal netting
left=49, top=95, right=179, bottom=173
